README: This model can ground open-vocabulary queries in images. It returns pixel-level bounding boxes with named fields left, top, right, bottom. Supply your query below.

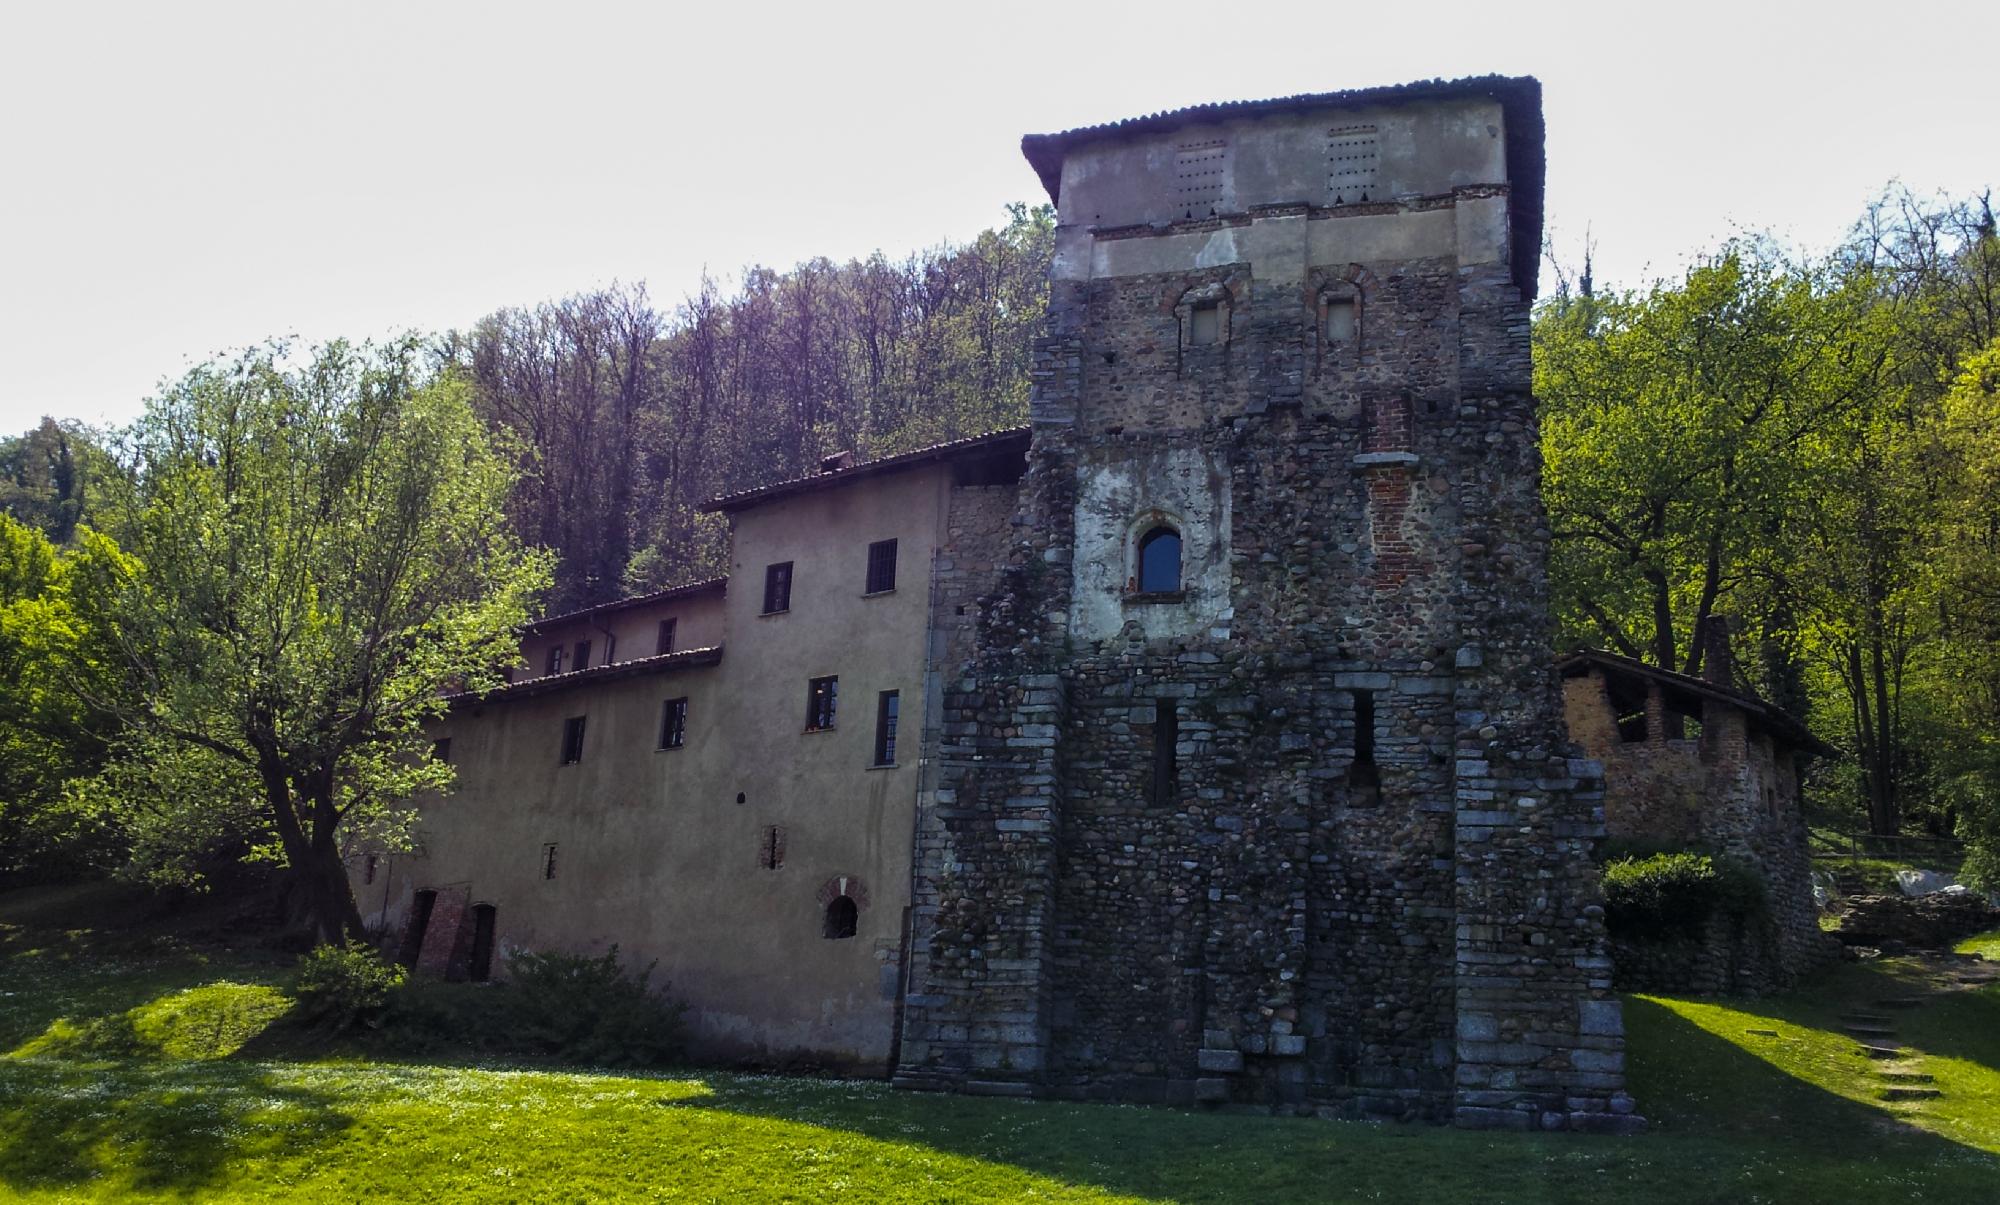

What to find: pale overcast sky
left=2, top=0, right=1993, bottom=434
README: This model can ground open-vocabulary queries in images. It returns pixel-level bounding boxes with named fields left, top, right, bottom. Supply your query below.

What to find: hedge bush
left=1602, top=850, right=1766, bottom=940
left=292, top=941, right=406, bottom=1029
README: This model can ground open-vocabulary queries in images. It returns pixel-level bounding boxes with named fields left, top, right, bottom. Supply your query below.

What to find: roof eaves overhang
left=449, top=645, right=723, bottom=708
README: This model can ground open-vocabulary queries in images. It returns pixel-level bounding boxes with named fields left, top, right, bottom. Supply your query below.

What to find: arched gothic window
left=1137, top=526, right=1182, bottom=593
left=823, top=895, right=858, bottom=940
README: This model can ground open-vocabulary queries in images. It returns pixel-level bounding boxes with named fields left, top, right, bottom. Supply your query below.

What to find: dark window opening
left=763, top=562, right=794, bottom=614
left=1189, top=302, right=1221, bottom=346
left=468, top=904, right=496, bottom=982
left=657, top=618, right=677, bottom=656
left=572, top=640, right=591, bottom=672
left=759, top=825, right=785, bottom=870
left=397, top=889, right=437, bottom=967
left=430, top=738, right=452, bottom=764
left=866, top=539, right=898, bottom=594
left=1615, top=711, right=1649, bottom=743
left=545, top=645, right=564, bottom=675
left=807, top=675, right=838, bottom=732
left=1153, top=698, right=1178, bottom=807
left=561, top=716, right=586, bottom=765
left=541, top=842, right=558, bottom=880
left=660, top=697, right=688, bottom=749
left=1348, top=690, right=1381, bottom=803
left=1137, top=527, right=1182, bottom=593
left=874, top=690, right=900, bottom=765
left=363, top=852, right=379, bottom=885
left=823, top=895, right=858, bottom=940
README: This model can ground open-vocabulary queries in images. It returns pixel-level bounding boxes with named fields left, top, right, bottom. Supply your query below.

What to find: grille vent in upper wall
left=1327, top=125, right=1379, bottom=204
left=1173, top=140, right=1229, bottom=218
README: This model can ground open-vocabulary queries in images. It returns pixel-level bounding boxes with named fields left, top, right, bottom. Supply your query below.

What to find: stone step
left=1196, top=1048, right=1244, bottom=1074
left=1878, top=1086, right=1943, bottom=1101
left=1842, top=1025, right=1899, bottom=1039
left=1858, top=1044, right=1907, bottom=1059
left=1840, top=1013, right=1894, bottom=1025
left=1873, top=998, right=1929, bottom=1010
left=1876, top=1071, right=1935, bottom=1084
left=1745, top=1028, right=1779, bottom=1037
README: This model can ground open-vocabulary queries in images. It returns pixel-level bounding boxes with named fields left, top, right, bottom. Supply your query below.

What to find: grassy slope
left=0, top=886, right=1996, bottom=1203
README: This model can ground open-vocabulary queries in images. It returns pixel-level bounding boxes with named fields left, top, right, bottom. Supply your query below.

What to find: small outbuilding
left=1559, top=640, right=1839, bottom=991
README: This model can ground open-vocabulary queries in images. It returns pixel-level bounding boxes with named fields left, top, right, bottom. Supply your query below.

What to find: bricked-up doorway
left=468, top=904, right=497, bottom=981
left=397, top=889, right=437, bottom=967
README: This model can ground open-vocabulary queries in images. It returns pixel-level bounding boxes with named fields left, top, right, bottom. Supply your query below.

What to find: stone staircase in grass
left=1840, top=1010, right=1945, bottom=1103
left=1837, top=953, right=1996, bottom=1106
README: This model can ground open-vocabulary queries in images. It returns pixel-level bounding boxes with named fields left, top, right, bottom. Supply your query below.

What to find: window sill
left=862, top=588, right=896, bottom=598
left=866, top=762, right=899, bottom=771
left=656, top=745, right=684, bottom=754
left=803, top=726, right=835, bottom=735
left=1124, top=590, right=1187, bottom=605
left=759, top=608, right=790, bottom=617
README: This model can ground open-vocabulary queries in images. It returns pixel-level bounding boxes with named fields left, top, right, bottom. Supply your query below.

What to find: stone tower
left=895, top=77, right=1638, bottom=1131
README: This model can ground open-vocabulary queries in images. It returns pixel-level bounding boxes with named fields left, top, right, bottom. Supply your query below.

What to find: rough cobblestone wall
left=898, top=88, right=1634, bottom=1130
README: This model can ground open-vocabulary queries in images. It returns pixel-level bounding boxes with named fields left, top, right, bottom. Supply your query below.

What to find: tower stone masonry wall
left=895, top=80, right=1639, bottom=1130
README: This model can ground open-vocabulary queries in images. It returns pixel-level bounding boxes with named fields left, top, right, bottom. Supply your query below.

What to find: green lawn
left=1, top=886, right=1997, bottom=1203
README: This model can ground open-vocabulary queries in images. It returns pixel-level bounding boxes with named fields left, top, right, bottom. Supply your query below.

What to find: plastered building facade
left=356, top=76, right=1646, bottom=1130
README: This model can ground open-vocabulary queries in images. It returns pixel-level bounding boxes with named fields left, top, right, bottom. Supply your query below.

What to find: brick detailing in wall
left=414, top=883, right=473, bottom=981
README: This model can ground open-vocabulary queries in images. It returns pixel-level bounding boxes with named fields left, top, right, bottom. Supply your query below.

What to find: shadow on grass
left=634, top=995, right=2000, bottom=1204
left=0, top=1058, right=355, bottom=1195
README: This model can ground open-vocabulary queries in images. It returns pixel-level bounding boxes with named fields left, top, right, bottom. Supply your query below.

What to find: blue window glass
left=1138, top=527, right=1181, bottom=593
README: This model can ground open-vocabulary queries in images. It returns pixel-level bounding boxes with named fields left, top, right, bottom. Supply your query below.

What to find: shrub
left=292, top=940, right=406, bottom=1029
left=501, top=945, right=687, bottom=1067
left=1602, top=850, right=1766, bottom=940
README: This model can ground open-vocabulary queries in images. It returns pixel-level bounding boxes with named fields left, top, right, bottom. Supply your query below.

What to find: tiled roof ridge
left=700, top=426, right=1031, bottom=514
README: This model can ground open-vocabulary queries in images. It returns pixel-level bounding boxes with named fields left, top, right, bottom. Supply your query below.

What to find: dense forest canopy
left=3, top=188, right=1999, bottom=905
left=463, top=203, right=1055, bottom=611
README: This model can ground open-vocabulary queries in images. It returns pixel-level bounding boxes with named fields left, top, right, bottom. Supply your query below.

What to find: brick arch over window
left=816, top=875, right=870, bottom=910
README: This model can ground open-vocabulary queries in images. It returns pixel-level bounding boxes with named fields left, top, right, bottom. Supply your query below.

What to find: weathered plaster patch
left=1068, top=448, right=1231, bottom=643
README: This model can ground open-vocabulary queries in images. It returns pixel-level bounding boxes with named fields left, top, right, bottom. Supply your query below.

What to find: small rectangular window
left=542, top=842, right=558, bottom=880
left=1152, top=698, right=1178, bottom=806
left=430, top=738, right=452, bottom=764
left=573, top=640, right=592, bottom=672
left=866, top=539, right=898, bottom=594
left=660, top=697, right=688, bottom=749
left=874, top=690, right=900, bottom=765
left=1348, top=690, right=1381, bottom=802
left=545, top=645, right=564, bottom=675
left=758, top=825, right=785, bottom=870
left=1189, top=303, right=1220, bottom=346
left=763, top=562, right=793, bottom=614
left=657, top=618, right=677, bottom=656
left=806, top=676, right=838, bottom=732
left=561, top=715, right=587, bottom=765
left=363, top=853, right=378, bottom=885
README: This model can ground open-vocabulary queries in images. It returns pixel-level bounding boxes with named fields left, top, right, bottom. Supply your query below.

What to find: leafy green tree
left=85, top=339, right=550, bottom=942
left=0, top=515, right=128, bottom=878
left=1537, top=248, right=1858, bottom=676
left=0, top=417, right=114, bottom=544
